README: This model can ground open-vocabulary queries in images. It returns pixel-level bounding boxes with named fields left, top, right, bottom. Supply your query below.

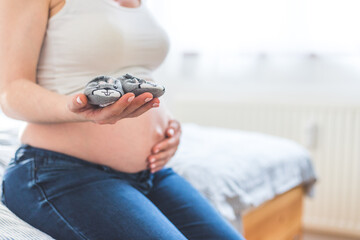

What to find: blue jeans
left=1, top=144, right=245, bottom=240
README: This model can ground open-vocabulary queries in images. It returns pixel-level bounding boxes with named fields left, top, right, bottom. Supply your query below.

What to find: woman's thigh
left=147, top=168, right=245, bottom=240
left=2, top=146, right=187, bottom=240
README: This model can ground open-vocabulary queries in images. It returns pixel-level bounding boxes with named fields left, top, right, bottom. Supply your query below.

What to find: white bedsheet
left=167, top=123, right=317, bottom=221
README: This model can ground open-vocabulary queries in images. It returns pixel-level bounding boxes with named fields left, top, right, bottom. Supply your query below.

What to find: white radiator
left=172, top=100, right=360, bottom=238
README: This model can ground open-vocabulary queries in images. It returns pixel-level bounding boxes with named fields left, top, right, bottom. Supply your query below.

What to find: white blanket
left=167, top=123, right=316, bottom=221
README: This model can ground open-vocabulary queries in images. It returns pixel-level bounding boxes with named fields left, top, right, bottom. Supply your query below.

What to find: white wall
left=146, top=0, right=360, bottom=120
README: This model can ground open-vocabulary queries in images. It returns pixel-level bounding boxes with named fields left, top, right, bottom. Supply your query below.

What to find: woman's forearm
left=0, top=78, right=84, bottom=124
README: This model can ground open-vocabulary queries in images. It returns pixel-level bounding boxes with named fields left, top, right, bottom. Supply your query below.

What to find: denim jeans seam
left=45, top=177, right=119, bottom=201
left=32, top=157, right=89, bottom=240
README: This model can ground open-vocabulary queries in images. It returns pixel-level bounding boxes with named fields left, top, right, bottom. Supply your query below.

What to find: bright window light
left=150, top=0, right=360, bottom=55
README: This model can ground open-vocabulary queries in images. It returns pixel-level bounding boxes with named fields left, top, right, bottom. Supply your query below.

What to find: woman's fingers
left=151, top=120, right=181, bottom=154
left=68, top=94, right=88, bottom=113
left=104, top=92, right=157, bottom=119
left=127, top=98, right=160, bottom=118
left=148, top=151, right=169, bottom=162
left=85, top=93, right=135, bottom=124
left=148, top=159, right=167, bottom=173
left=165, top=120, right=181, bottom=138
left=148, top=146, right=177, bottom=165
left=68, top=92, right=161, bottom=124
left=121, top=92, right=154, bottom=115
left=146, top=119, right=182, bottom=173
left=150, top=165, right=165, bottom=173
left=101, top=92, right=136, bottom=119
left=151, top=131, right=180, bottom=154
left=147, top=119, right=182, bottom=173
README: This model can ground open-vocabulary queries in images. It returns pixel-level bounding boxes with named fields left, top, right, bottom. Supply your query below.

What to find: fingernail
left=76, top=96, right=83, bottom=105
left=151, top=164, right=156, bottom=168
left=145, top=97, right=153, bottom=102
left=154, top=148, right=159, bottom=153
left=149, top=157, right=155, bottom=162
left=168, top=129, right=175, bottom=136
left=152, top=103, right=159, bottom=107
left=128, top=96, right=135, bottom=102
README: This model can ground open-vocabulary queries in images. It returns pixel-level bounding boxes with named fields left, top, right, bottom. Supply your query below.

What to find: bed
left=168, top=123, right=316, bottom=240
left=0, top=116, right=316, bottom=240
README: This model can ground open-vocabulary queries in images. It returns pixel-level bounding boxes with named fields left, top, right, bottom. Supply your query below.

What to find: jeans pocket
left=34, top=154, right=102, bottom=184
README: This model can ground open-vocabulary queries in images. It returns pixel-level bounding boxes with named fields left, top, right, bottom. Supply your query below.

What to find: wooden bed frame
left=242, top=186, right=304, bottom=240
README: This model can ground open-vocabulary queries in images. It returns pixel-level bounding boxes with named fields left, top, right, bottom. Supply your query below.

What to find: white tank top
left=37, top=0, right=170, bottom=95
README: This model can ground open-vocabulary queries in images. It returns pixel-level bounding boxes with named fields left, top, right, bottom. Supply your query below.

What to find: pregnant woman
left=0, top=0, right=245, bottom=239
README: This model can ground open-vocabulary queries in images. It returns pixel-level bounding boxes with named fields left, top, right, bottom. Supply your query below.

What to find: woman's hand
left=67, top=92, right=159, bottom=124
left=147, top=119, right=182, bottom=173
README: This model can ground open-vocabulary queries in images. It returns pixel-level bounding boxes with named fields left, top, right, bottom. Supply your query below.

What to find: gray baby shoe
left=84, top=74, right=165, bottom=107
left=116, top=74, right=165, bottom=98
left=84, top=75, right=124, bottom=107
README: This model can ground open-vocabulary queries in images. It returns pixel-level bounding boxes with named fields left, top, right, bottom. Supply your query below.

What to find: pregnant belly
left=20, top=104, right=171, bottom=173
